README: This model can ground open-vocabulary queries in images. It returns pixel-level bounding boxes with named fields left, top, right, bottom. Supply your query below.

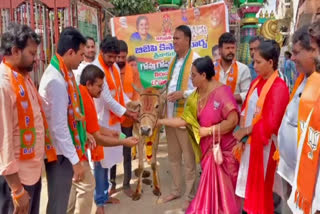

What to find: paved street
left=40, top=134, right=199, bottom=214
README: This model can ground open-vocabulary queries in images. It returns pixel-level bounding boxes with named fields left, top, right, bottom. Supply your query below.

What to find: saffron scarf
left=167, top=49, right=193, bottom=117
left=242, top=71, right=279, bottom=214
left=294, top=71, right=320, bottom=214
left=98, top=54, right=126, bottom=126
left=273, top=73, right=306, bottom=163
left=121, top=64, right=134, bottom=99
left=50, top=54, right=86, bottom=158
left=243, top=72, right=279, bottom=136
left=3, top=60, right=57, bottom=162
left=181, top=91, right=202, bottom=163
left=78, top=85, right=104, bottom=162
left=290, top=73, right=305, bottom=101
left=214, top=60, right=238, bottom=94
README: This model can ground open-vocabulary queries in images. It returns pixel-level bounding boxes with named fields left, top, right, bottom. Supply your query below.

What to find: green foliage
left=110, top=0, right=156, bottom=16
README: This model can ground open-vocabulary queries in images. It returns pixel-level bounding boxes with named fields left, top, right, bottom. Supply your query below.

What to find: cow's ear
left=126, top=101, right=141, bottom=112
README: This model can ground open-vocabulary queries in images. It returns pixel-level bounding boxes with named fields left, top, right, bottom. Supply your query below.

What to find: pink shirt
left=0, top=63, right=45, bottom=186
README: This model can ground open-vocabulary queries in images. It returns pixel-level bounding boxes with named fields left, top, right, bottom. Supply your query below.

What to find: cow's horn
left=132, top=83, right=142, bottom=93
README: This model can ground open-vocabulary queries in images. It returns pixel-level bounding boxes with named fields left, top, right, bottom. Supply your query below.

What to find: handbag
left=212, top=124, right=223, bottom=165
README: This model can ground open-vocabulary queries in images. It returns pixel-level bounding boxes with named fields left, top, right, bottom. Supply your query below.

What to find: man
left=0, top=23, right=56, bottom=214
left=282, top=51, right=297, bottom=91
left=127, top=55, right=138, bottom=70
left=277, top=25, right=316, bottom=214
left=214, top=32, right=251, bottom=105
left=73, top=36, right=96, bottom=84
left=109, top=40, right=142, bottom=197
left=248, top=36, right=264, bottom=81
left=161, top=25, right=198, bottom=210
left=211, top=44, right=220, bottom=62
left=287, top=21, right=320, bottom=214
left=92, top=35, right=138, bottom=213
left=67, top=64, right=139, bottom=214
left=39, top=27, right=88, bottom=214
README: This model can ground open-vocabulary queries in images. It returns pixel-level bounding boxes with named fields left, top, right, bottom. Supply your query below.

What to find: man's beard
left=18, top=63, right=34, bottom=72
left=222, top=53, right=234, bottom=62
left=117, top=62, right=126, bottom=69
left=85, top=53, right=95, bottom=61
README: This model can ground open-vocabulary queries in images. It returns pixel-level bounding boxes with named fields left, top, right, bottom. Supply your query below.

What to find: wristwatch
left=183, top=91, right=188, bottom=99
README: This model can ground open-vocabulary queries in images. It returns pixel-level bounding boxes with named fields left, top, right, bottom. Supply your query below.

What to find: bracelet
left=11, top=186, right=25, bottom=200
left=208, top=127, right=212, bottom=136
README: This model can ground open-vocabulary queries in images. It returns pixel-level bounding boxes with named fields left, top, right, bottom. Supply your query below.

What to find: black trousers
left=0, top=176, right=41, bottom=214
left=45, top=155, right=73, bottom=214
left=110, top=126, right=133, bottom=189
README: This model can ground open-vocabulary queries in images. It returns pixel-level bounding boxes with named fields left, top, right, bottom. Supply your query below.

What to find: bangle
left=11, top=186, right=25, bottom=200
left=246, top=127, right=249, bottom=135
left=208, top=127, right=212, bottom=136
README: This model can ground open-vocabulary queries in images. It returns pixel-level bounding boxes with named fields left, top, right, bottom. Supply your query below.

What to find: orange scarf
left=294, top=71, right=320, bottom=214
left=233, top=72, right=279, bottom=161
left=98, top=53, right=126, bottom=126
left=297, top=72, right=320, bottom=147
left=214, top=60, right=238, bottom=93
left=121, top=64, right=134, bottom=99
left=3, top=60, right=57, bottom=162
left=121, top=64, right=140, bottom=128
left=290, top=73, right=305, bottom=101
left=273, top=73, right=306, bottom=163
left=55, top=54, right=85, bottom=158
left=78, top=85, right=104, bottom=162
left=243, top=71, right=280, bottom=214
left=244, top=71, right=279, bottom=138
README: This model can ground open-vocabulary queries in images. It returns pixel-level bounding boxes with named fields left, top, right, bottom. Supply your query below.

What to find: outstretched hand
left=167, top=91, right=183, bottom=102
left=122, top=136, right=139, bottom=147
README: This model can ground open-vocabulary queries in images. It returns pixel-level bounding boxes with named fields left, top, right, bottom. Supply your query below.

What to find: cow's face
left=132, top=86, right=166, bottom=137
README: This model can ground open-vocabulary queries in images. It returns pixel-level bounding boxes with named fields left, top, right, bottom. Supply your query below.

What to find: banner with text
left=78, top=2, right=99, bottom=42
left=110, top=2, right=228, bottom=88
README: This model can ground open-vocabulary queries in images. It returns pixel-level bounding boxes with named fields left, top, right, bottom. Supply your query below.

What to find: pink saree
left=186, top=85, right=241, bottom=214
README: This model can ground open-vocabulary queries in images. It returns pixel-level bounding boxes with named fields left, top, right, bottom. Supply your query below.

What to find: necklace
left=197, top=82, right=217, bottom=109
left=198, top=89, right=210, bottom=109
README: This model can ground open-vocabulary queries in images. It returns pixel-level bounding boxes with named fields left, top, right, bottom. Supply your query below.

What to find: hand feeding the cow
left=125, top=83, right=167, bottom=201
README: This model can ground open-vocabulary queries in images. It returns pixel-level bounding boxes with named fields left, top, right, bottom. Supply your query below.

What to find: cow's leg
left=132, top=137, right=144, bottom=201
left=151, top=128, right=161, bottom=196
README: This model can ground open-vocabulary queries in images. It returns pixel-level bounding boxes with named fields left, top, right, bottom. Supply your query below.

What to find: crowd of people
left=0, top=20, right=320, bottom=214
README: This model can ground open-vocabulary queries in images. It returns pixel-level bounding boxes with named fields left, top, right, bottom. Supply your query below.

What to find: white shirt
left=73, top=61, right=90, bottom=85
left=167, top=51, right=199, bottom=118
left=38, top=64, right=79, bottom=165
left=92, top=59, right=130, bottom=168
left=277, top=76, right=307, bottom=185
left=216, top=61, right=251, bottom=102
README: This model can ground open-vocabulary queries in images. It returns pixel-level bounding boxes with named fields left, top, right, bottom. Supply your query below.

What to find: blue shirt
left=248, top=62, right=257, bottom=81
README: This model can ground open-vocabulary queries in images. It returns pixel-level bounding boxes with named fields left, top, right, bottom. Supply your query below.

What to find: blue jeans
left=94, top=162, right=109, bottom=206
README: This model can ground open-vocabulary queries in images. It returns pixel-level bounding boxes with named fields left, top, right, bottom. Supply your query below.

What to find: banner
left=78, top=2, right=99, bottom=42
left=110, top=2, right=228, bottom=88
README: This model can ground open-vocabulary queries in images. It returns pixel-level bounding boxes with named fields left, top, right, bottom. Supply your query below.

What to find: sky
left=264, top=0, right=277, bottom=12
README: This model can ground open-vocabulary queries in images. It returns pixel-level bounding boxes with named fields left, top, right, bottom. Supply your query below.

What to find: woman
left=158, top=56, right=241, bottom=213
left=130, top=16, right=153, bottom=41
left=233, top=40, right=289, bottom=214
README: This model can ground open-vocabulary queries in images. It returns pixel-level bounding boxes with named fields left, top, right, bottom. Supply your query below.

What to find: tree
left=110, top=0, right=156, bottom=16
